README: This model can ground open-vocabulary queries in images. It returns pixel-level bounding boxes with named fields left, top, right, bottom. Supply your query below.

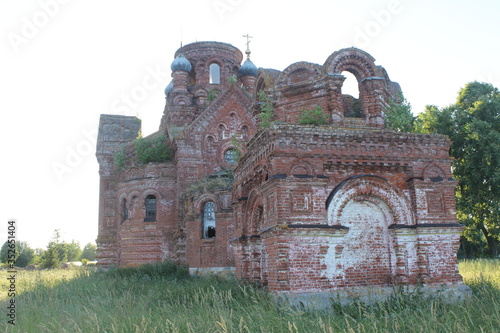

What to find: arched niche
left=277, top=62, right=322, bottom=87
left=326, top=175, right=414, bottom=227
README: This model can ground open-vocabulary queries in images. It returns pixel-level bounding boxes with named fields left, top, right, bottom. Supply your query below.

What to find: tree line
left=1, top=229, right=96, bottom=268
left=386, top=81, right=500, bottom=258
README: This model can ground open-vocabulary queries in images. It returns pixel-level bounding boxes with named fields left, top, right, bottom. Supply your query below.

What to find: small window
left=209, top=63, right=220, bottom=84
left=224, top=148, right=238, bottom=165
left=241, top=126, right=248, bottom=140
left=122, top=198, right=128, bottom=223
left=145, top=195, right=156, bottom=222
left=203, top=201, right=216, bottom=238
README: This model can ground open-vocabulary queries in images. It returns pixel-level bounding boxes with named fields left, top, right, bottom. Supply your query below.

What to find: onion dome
left=170, top=54, right=192, bottom=72
left=164, top=80, right=173, bottom=96
left=239, top=58, right=258, bottom=77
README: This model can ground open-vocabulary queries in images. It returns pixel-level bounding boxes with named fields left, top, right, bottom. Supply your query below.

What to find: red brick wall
left=233, top=124, right=463, bottom=292
left=97, top=42, right=464, bottom=296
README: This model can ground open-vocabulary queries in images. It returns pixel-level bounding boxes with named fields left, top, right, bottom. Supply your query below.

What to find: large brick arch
left=326, top=175, right=414, bottom=226
left=323, top=48, right=378, bottom=81
left=245, top=189, right=264, bottom=235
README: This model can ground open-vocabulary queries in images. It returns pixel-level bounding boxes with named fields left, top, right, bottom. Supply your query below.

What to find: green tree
left=33, top=248, right=44, bottom=265
left=40, top=246, right=63, bottom=269
left=65, top=241, right=82, bottom=262
left=384, top=93, right=415, bottom=132
left=40, top=229, right=83, bottom=268
left=0, top=241, right=35, bottom=267
left=417, top=82, right=500, bottom=257
left=80, top=242, right=97, bottom=261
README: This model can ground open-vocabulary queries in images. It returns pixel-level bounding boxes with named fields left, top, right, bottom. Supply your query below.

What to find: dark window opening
left=203, top=201, right=216, bottom=238
left=122, top=198, right=128, bottom=223
left=145, top=195, right=157, bottom=222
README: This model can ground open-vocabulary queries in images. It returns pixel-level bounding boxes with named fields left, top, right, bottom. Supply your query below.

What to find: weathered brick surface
left=233, top=124, right=463, bottom=292
left=96, top=41, right=465, bottom=296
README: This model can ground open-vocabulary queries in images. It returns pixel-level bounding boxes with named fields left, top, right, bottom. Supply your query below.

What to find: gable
left=186, top=84, right=257, bottom=141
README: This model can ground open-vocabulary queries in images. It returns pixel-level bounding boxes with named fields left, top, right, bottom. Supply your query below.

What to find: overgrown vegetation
left=257, top=90, right=275, bottom=128
left=0, top=259, right=498, bottom=332
left=228, top=74, right=238, bottom=85
left=104, top=260, right=189, bottom=280
left=113, top=147, right=127, bottom=169
left=384, top=92, right=415, bottom=132
left=230, top=135, right=244, bottom=163
left=186, top=170, right=234, bottom=196
left=207, top=88, right=219, bottom=102
left=135, top=134, right=172, bottom=165
left=114, top=134, right=173, bottom=169
left=298, top=105, right=328, bottom=125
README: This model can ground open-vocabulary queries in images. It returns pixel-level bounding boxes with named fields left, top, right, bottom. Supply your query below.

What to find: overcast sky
left=1, top=0, right=499, bottom=249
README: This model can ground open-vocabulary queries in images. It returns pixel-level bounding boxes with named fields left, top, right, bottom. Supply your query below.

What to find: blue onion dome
left=164, top=80, right=173, bottom=96
left=170, top=54, right=192, bottom=72
left=239, top=58, right=258, bottom=77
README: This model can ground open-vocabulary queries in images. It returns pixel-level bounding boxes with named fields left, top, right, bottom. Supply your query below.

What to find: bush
left=257, top=90, right=275, bottom=128
left=114, top=148, right=128, bottom=169
left=135, top=134, right=172, bottom=164
left=207, top=89, right=219, bottom=102
left=298, top=105, right=328, bottom=125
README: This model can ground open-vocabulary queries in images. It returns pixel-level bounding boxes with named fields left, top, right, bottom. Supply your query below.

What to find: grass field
left=0, top=259, right=498, bottom=332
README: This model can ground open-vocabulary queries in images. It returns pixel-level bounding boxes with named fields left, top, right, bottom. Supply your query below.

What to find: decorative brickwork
left=96, top=41, right=469, bottom=301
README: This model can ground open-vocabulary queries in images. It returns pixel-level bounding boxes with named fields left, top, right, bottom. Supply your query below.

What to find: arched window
left=145, top=195, right=156, bottom=222
left=209, top=63, right=220, bottom=84
left=122, top=198, right=128, bottom=223
left=203, top=201, right=216, bottom=238
left=241, top=126, right=248, bottom=141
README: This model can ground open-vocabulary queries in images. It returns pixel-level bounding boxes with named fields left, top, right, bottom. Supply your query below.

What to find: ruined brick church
left=96, top=41, right=469, bottom=300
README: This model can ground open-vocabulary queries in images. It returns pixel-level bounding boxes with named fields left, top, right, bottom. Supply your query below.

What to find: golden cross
left=242, top=34, right=253, bottom=58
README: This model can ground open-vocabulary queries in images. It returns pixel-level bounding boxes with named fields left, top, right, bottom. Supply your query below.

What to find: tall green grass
left=0, top=259, right=498, bottom=332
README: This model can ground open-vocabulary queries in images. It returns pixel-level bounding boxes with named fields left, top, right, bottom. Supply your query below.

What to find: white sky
left=1, top=0, right=499, bottom=250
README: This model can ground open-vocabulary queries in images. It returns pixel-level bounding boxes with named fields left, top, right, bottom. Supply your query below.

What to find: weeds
left=0, top=259, right=498, bottom=332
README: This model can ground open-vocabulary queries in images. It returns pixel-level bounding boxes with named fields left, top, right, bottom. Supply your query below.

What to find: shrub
left=298, top=105, right=328, bottom=125
left=114, top=148, right=128, bottom=169
left=228, top=74, right=238, bottom=84
left=135, top=134, right=172, bottom=164
left=207, top=89, right=219, bottom=102
left=257, top=90, right=275, bottom=128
